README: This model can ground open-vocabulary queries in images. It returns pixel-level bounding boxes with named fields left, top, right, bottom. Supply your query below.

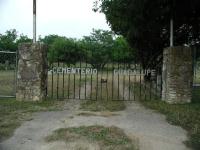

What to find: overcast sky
left=0, top=0, right=110, bottom=39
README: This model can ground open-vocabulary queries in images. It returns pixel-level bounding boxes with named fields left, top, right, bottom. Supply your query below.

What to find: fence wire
left=0, top=51, right=17, bottom=98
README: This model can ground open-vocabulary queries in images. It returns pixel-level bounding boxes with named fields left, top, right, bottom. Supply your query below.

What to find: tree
left=94, top=0, right=200, bottom=69
left=39, top=34, right=60, bottom=45
left=0, top=29, right=32, bottom=65
left=81, top=29, right=115, bottom=69
left=112, top=36, right=135, bottom=63
left=0, top=29, right=18, bottom=51
left=16, top=34, right=32, bottom=45
left=48, top=37, right=83, bottom=66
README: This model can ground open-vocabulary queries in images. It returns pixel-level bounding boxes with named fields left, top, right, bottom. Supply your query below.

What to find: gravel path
left=0, top=83, right=190, bottom=150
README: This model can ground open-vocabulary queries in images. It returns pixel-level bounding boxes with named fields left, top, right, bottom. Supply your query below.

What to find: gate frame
left=0, top=50, right=18, bottom=98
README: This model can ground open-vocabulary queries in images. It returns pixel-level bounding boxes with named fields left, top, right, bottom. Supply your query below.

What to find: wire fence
left=0, top=51, right=17, bottom=98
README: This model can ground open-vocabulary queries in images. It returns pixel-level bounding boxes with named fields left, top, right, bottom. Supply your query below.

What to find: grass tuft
left=0, top=98, right=65, bottom=141
left=46, top=125, right=137, bottom=150
left=134, top=83, right=200, bottom=150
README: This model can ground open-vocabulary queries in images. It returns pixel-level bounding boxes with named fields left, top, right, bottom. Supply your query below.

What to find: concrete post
left=16, top=43, right=47, bottom=101
left=162, top=46, right=193, bottom=104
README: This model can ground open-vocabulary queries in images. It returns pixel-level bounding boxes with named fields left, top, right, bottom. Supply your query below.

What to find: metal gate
left=46, top=53, right=162, bottom=101
left=0, top=51, right=17, bottom=98
left=192, top=45, right=200, bottom=102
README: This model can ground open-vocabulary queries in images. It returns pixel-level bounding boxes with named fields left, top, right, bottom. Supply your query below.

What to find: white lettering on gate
left=48, top=67, right=156, bottom=76
left=49, top=67, right=98, bottom=75
left=113, top=69, right=156, bottom=76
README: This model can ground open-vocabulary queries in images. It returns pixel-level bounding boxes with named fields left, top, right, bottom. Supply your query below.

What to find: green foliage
left=0, top=29, right=18, bottom=51
left=0, top=29, right=32, bottom=51
left=39, top=34, right=60, bottom=45
left=16, top=34, right=32, bottom=45
left=112, top=36, right=135, bottom=63
left=81, top=29, right=135, bottom=69
left=95, top=0, right=200, bottom=69
left=81, top=29, right=115, bottom=69
left=0, top=29, right=135, bottom=67
left=48, top=37, right=84, bottom=65
left=0, top=29, right=32, bottom=65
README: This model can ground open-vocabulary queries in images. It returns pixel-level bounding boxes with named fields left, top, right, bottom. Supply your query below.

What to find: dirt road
left=0, top=83, right=190, bottom=150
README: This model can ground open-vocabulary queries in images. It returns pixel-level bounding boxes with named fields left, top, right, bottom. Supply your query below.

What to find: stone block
left=162, top=46, right=193, bottom=104
left=16, top=43, right=47, bottom=101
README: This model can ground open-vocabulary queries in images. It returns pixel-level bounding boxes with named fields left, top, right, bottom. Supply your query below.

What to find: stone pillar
left=162, top=46, right=193, bottom=104
left=16, top=43, right=47, bottom=101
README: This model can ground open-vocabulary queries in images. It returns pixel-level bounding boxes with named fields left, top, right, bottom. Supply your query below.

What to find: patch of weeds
left=46, top=125, right=137, bottom=150
left=0, top=98, right=65, bottom=141
left=133, top=83, right=200, bottom=150
left=141, top=100, right=200, bottom=149
left=131, top=84, right=200, bottom=150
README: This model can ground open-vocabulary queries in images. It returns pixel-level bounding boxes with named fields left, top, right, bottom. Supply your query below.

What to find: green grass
left=0, top=98, right=65, bottom=141
left=134, top=83, right=200, bottom=150
left=46, top=125, right=137, bottom=150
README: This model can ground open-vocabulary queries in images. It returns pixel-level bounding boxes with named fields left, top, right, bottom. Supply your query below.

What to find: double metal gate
left=46, top=60, right=162, bottom=101
left=0, top=51, right=17, bottom=98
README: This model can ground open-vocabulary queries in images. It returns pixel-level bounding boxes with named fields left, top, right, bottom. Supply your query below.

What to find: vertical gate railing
left=193, top=46, right=200, bottom=86
left=192, top=45, right=200, bottom=102
left=0, top=50, right=17, bottom=98
left=46, top=48, right=163, bottom=101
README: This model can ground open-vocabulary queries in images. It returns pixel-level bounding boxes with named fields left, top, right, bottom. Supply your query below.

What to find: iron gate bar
left=68, top=66, right=71, bottom=99
left=160, top=69, right=163, bottom=99
left=56, top=62, right=59, bottom=99
left=139, top=64, right=142, bottom=99
left=96, top=65, right=99, bottom=100
left=51, top=64, right=53, bottom=98
left=62, top=63, right=65, bottom=98
left=111, top=61, right=114, bottom=100
left=150, top=72, right=152, bottom=100
left=100, top=66, right=102, bottom=100
left=155, top=69, right=158, bottom=100
left=144, top=74, right=147, bottom=101
left=74, top=63, right=76, bottom=99
left=90, top=66, right=93, bottom=100
left=106, top=63, right=109, bottom=101
left=128, top=65, right=131, bottom=101
left=117, top=62, right=120, bottom=100
left=79, top=60, right=81, bottom=99
left=134, top=63, right=136, bottom=101
left=85, top=61, right=87, bottom=100
left=122, top=62, right=125, bottom=100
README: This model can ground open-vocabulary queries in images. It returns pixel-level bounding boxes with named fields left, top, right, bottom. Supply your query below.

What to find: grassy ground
left=46, top=125, right=137, bottom=150
left=134, top=83, right=200, bottom=150
left=0, top=98, right=65, bottom=141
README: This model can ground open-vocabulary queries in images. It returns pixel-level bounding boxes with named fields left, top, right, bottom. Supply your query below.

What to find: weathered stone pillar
left=16, top=43, right=47, bottom=101
left=162, top=46, right=193, bottom=104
